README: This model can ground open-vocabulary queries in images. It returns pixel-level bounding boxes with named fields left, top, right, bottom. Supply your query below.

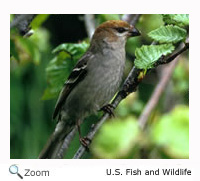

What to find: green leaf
left=134, top=44, right=175, bottom=69
left=42, top=54, right=75, bottom=100
left=151, top=105, right=189, bottom=158
left=91, top=117, right=140, bottom=158
left=148, top=25, right=187, bottom=43
left=52, top=42, right=89, bottom=60
left=162, top=14, right=189, bottom=26
left=42, top=42, right=89, bottom=100
left=31, top=14, right=50, bottom=29
left=29, top=28, right=50, bottom=52
left=10, top=39, right=19, bottom=60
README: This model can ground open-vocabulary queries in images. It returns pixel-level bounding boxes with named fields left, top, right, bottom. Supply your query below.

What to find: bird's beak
left=128, top=26, right=141, bottom=37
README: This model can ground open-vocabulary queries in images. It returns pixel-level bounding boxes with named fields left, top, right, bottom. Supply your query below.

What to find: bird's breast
left=61, top=49, right=126, bottom=121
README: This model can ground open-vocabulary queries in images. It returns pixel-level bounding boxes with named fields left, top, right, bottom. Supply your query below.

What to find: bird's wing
left=52, top=53, right=89, bottom=119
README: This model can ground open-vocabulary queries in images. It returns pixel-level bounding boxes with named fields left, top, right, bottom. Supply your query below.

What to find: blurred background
left=10, top=14, right=189, bottom=159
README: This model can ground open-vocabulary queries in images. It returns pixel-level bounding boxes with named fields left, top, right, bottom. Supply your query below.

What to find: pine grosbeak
left=39, top=20, right=140, bottom=158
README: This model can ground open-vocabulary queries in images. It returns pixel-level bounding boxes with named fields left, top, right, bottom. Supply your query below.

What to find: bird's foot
left=79, top=137, right=91, bottom=151
left=100, top=104, right=115, bottom=117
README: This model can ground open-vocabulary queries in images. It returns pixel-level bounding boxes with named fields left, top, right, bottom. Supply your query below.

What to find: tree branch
left=138, top=58, right=179, bottom=129
left=84, top=14, right=95, bottom=39
left=56, top=127, right=77, bottom=158
left=122, top=14, right=141, bottom=25
left=73, top=43, right=189, bottom=159
left=155, top=43, right=189, bottom=66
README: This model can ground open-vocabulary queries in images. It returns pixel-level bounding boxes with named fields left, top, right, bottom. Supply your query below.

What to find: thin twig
left=84, top=14, right=95, bottom=39
left=138, top=58, right=179, bottom=129
left=155, top=43, right=189, bottom=66
left=56, top=127, right=77, bottom=158
left=122, top=14, right=141, bottom=25
left=73, top=43, right=189, bottom=159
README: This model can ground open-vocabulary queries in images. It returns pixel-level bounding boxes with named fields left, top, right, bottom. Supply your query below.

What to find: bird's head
left=91, top=20, right=140, bottom=46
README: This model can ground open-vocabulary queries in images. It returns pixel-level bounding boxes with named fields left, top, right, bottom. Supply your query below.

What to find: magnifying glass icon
left=9, top=165, right=23, bottom=179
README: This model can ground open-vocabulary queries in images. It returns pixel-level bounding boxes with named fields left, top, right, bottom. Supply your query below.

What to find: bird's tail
left=38, top=121, right=73, bottom=159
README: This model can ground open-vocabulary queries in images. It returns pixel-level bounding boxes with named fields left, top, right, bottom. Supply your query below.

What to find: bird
left=39, top=20, right=140, bottom=159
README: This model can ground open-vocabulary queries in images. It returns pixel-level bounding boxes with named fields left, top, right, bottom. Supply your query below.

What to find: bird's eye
left=115, top=27, right=126, bottom=33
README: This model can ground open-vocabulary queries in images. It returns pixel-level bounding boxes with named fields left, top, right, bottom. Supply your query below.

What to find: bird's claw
left=79, top=137, right=91, bottom=151
left=100, top=104, right=115, bottom=117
